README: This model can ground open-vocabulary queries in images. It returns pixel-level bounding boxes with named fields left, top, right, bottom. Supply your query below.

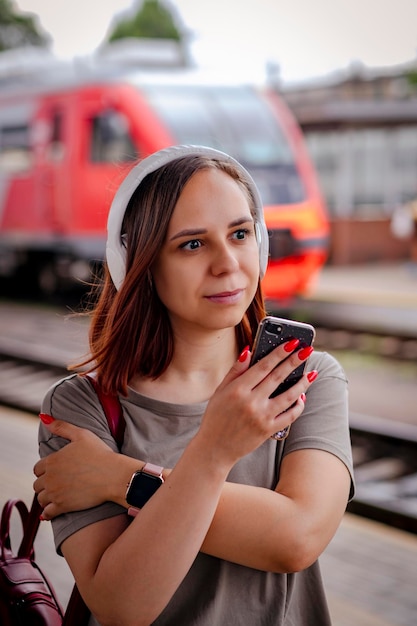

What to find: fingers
left=34, top=416, right=89, bottom=486
left=33, top=466, right=59, bottom=520
left=216, top=338, right=312, bottom=398
left=39, top=503, right=60, bottom=521
left=251, top=342, right=313, bottom=400
left=216, top=339, right=315, bottom=432
left=269, top=393, right=306, bottom=441
left=266, top=369, right=316, bottom=438
left=33, top=458, right=44, bottom=479
left=39, top=414, right=86, bottom=442
left=40, top=507, right=51, bottom=521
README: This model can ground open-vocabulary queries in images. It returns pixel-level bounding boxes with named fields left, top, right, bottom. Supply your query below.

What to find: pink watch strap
left=142, top=462, right=164, bottom=477
left=128, top=506, right=140, bottom=517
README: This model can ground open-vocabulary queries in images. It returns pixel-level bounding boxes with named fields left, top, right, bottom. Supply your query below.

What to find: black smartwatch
left=126, top=463, right=164, bottom=516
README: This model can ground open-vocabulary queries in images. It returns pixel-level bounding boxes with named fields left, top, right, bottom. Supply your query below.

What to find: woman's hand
left=34, top=420, right=134, bottom=519
left=196, top=341, right=315, bottom=469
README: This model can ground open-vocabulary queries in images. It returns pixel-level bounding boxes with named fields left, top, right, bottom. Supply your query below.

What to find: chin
left=208, top=306, right=248, bottom=330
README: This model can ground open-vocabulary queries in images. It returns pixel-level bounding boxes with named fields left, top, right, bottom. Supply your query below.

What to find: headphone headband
left=106, top=144, right=269, bottom=289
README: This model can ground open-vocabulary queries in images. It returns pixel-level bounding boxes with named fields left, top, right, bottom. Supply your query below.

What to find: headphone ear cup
left=106, top=245, right=126, bottom=291
left=255, top=221, right=269, bottom=278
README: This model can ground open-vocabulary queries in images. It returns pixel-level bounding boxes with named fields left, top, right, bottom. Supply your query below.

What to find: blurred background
left=1, top=3, right=417, bottom=625
left=0, top=0, right=417, bottom=298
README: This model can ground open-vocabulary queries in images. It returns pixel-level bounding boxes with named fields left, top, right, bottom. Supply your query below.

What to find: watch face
left=127, top=472, right=163, bottom=509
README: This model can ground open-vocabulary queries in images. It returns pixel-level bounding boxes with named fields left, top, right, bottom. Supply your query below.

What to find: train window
left=139, top=86, right=220, bottom=148
left=90, top=109, right=137, bottom=163
left=140, top=83, right=305, bottom=205
left=46, top=110, right=65, bottom=162
left=0, top=123, right=32, bottom=172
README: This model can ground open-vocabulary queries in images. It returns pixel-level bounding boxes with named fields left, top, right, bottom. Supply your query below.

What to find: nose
left=210, top=242, right=240, bottom=276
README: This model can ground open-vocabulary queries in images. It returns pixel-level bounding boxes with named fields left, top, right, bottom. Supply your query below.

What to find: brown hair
left=74, top=155, right=267, bottom=395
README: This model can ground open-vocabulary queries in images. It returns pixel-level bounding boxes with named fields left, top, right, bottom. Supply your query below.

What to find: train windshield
left=139, top=83, right=305, bottom=205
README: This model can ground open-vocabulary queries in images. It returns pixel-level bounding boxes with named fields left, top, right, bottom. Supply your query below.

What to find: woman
left=34, top=145, right=354, bottom=626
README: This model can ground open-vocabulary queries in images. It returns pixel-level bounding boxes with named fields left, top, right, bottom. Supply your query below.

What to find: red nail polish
left=39, top=514, right=45, bottom=521
left=284, top=338, right=300, bottom=352
left=39, top=413, right=55, bottom=424
left=307, top=370, right=318, bottom=383
left=300, top=393, right=306, bottom=403
left=238, top=345, right=250, bottom=362
left=298, top=345, right=314, bottom=360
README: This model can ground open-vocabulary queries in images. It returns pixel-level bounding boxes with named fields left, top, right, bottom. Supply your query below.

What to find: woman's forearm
left=70, top=447, right=349, bottom=626
left=106, top=454, right=295, bottom=570
left=38, top=438, right=348, bottom=575
left=69, top=436, right=231, bottom=626
left=105, top=448, right=349, bottom=574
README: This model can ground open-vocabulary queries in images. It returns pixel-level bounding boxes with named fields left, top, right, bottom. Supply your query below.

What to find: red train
left=0, top=62, right=329, bottom=303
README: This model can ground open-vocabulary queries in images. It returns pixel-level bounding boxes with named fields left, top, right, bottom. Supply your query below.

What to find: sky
left=13, top=0, right=417, bottom=85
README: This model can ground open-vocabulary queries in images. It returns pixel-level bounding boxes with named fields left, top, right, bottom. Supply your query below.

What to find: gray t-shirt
left=39, top=351, right=354, bottom=625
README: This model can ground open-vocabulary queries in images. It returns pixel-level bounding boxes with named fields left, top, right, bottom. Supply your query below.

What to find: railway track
left=1, top=348, right=417, bottom=535
left=347, top=413, right=417, bottom=534
left=0, top=352, right=69, bottom=414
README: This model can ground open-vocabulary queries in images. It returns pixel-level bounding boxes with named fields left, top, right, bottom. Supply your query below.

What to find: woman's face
left=152, top=167, right=260, bottom=335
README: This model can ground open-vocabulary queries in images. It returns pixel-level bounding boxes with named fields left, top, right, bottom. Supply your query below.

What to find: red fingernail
left=301, top=393, right=306, bottom=403
left=284, top=338, right=300, bottom=352
left=39, top=413, right=55, bottom=424
left=40, top=514, right=45, bottom=521
left=307, top=370, right=318, bottom=383
left=238, top=345, right=250, bottom=362
left=298, top=346, right=314, bottom=360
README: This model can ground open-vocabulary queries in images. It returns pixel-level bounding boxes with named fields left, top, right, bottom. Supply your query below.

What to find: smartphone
left=250, top=316, right=315, bottom=399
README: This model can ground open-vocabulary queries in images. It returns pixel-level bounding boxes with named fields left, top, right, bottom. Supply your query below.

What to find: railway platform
left=296, top=261, right=417, bottom=340
left=309, top=261, right=417, bottom=309
left=1, top=405, right=416, bottom=626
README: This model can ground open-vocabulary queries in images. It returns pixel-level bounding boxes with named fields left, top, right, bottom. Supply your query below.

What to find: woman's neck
left=131, top=328, right=238, bottom=404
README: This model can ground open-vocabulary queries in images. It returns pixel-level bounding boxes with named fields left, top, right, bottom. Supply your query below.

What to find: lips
left=205, top=289, right=244, bottom=304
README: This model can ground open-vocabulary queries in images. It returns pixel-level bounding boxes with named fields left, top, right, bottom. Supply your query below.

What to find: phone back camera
left=265, top=322, right=282, bottom=335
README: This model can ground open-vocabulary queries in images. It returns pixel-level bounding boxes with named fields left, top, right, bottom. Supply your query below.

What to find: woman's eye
left=181, top=239, right=201, bottom=251
left=233, top=229, right=249, bottom=241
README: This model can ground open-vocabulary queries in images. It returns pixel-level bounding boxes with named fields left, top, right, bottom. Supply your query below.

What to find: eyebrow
left=169, top=216, right=254, bottom=242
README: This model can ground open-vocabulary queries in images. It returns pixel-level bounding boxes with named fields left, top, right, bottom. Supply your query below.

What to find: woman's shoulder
left=41, top=373, right=109, bottom=430
left=40, top=373, right=123, bottom=453
left=43, top=373, right=95, bottom=406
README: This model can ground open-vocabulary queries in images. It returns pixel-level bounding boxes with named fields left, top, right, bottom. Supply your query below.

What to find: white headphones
left=106, top=144, right=269, bottom=290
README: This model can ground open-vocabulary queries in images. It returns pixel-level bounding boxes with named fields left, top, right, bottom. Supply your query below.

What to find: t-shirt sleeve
left=38, top=374, right=127, bottom=554
left=283, top=351, right=355, bottom=500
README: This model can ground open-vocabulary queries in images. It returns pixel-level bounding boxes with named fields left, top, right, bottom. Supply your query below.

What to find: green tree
left=407, top=69, right=417, bottom=92
left=0, top=0, right=50, bottom=51
left=108, top=0, right=181, bottom=42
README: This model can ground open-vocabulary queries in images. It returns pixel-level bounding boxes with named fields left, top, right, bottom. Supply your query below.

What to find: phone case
left=250, top=316, right=315, bottom=398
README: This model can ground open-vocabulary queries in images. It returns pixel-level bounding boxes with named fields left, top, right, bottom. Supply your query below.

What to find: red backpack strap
left=61, top=374, right=126, bottom=626
left=18, top=495, right=42, bottom=559
left=85, top=374, right=125, bottom=448
left=1, top=497, right=34, bottom=560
